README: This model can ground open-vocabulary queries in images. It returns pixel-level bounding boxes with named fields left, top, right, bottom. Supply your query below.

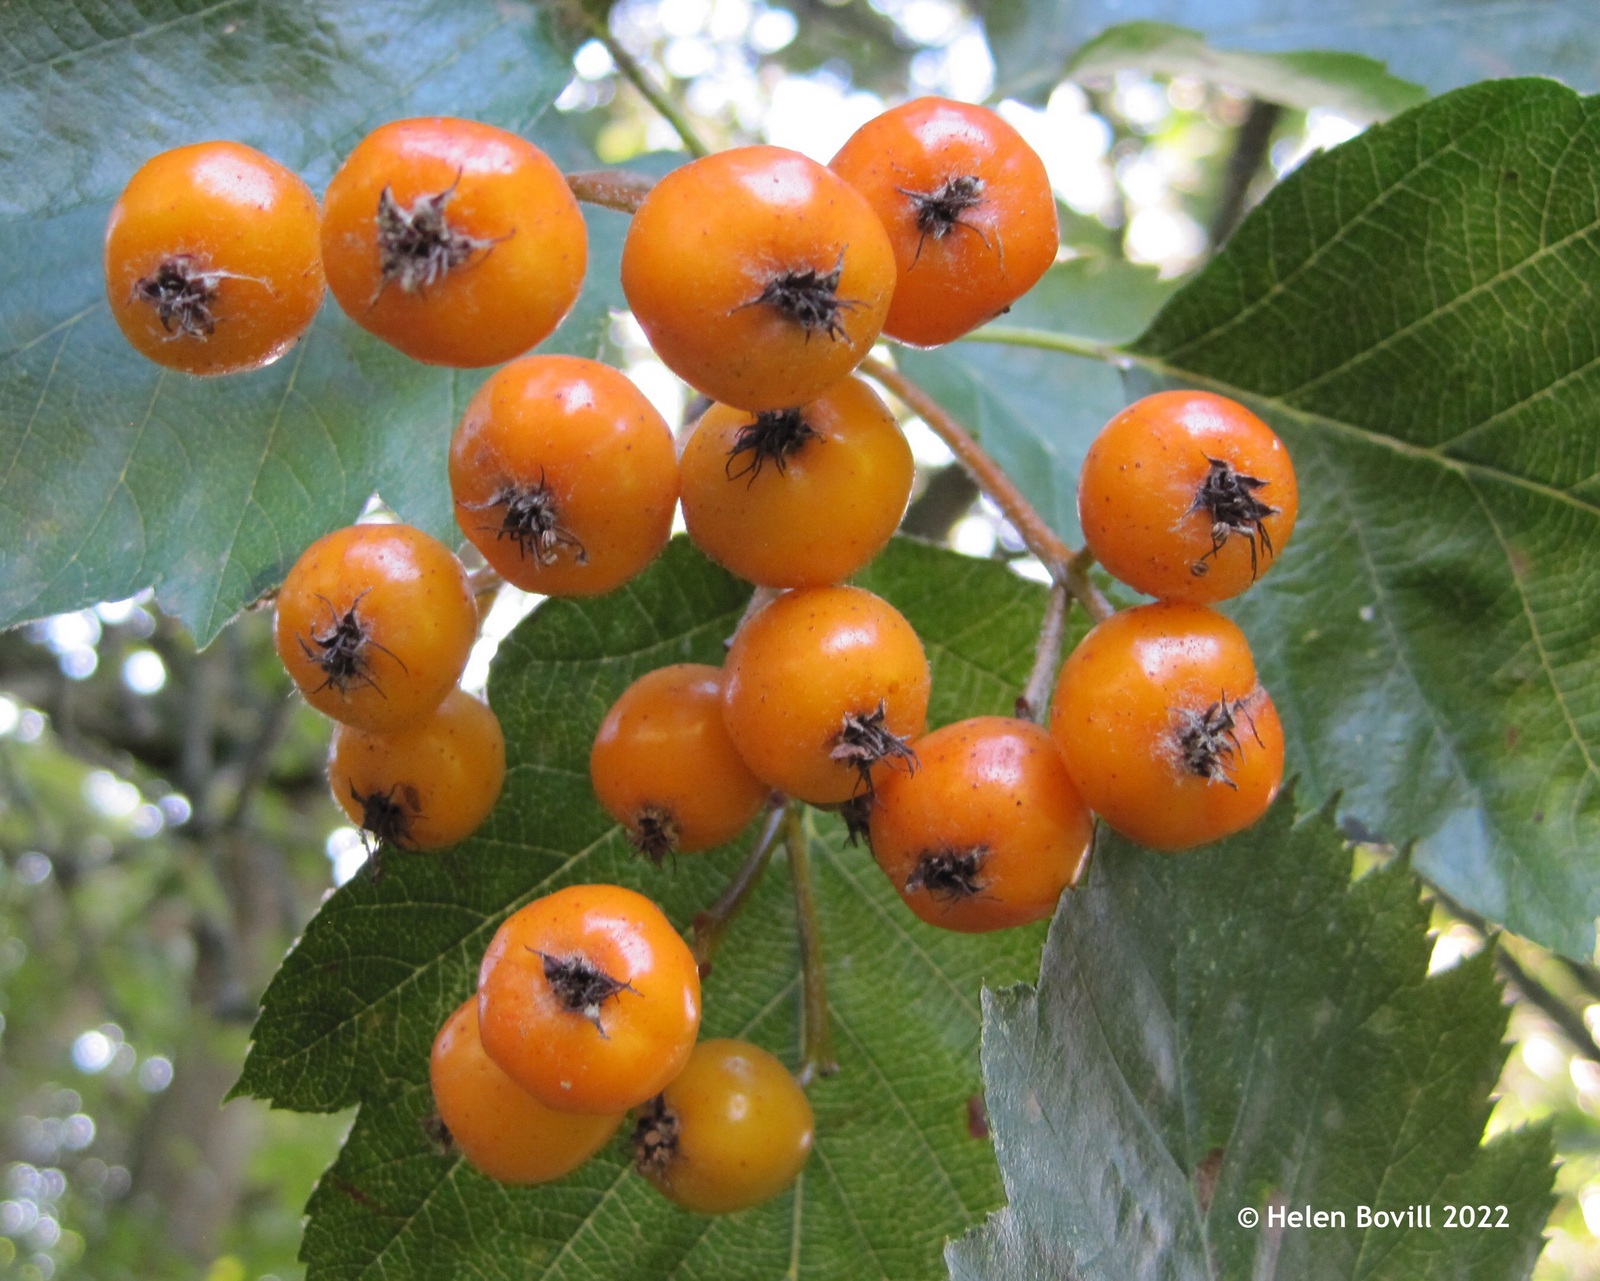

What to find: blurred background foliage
left=2, top=0, right=1597, bottom=1276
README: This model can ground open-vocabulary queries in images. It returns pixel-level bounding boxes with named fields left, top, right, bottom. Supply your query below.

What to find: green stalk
left=787, top=805, right=838, bottom=1085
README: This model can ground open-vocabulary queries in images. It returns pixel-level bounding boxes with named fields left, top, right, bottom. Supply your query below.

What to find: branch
left=1208, top=99, right=1282, bottom=251
left=899, top=463, right=980, bottom=543
left=1497, top=945, right=1600, bottom=1066
left=1430, top=883, right=1600, bottom=1064
left=223, top=685, right=294, bottom=831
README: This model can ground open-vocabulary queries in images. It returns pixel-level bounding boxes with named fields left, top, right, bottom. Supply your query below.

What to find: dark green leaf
left=0, top=0, right=632, bottom=645
left=985, top=0, right=1598, bottom=103
left=2, top=0, right=590, bottom=218
left=1069, top=22, right=1427, bottom=123
left=238, top=538, right=1054, bottom=1279
left=900, top=258, right=1178, bottom=544
left=947, top=798, right=1555, bottom=1280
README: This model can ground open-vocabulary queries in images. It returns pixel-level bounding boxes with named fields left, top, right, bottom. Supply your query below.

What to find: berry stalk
left=691, top=801, right=786, bottom=971
left=568, top=9, right=710, bottom=159
left=565, top=169, right=654, bottom=214
left=786, top=804, right=838, bottom=1085
left=861, top=355, right=1072, bottom=575
left=860, top=356, right=1113, bottom=625
left=1019, top=581, right=1068, bottom=722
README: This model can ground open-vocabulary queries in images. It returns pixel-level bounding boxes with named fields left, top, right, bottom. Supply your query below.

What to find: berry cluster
left=106, top=95, right=1296, bottom=1208
left=434, top=884, right=814, bottom=1211
left=271, top=521, right=506, bottom=855
left=1062, top=390, right=1297, bottom=850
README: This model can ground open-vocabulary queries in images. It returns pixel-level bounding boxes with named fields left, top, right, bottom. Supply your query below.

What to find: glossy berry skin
left=431, top=998, right=623, bottom=1185
left=590, top=665, right=771, bottom=860
left=274, top=523, right=477, bottom=733
left=449, top=356, right=678, bottom=596
left=105, top=141, right=325, bottom=375
left=722, top=586, right=929, bottom=806
left=830, top=98, right=1058, bottom=348
left=620, top=145, right=896, bottom=412
left=1078, top=391, right=1298, bottom=604
left=679, top=377, right=914, bottom=588
left=634, top=1038, right=814, bottom=1215
left=321, top=118, right=586, bottom=367
left=329, top=689, right=506, bottom=850
left=1049, top=602, right=1284, bottom=851
left=869, top=717, right=1093, bottom=932
left=478, top=884, right=701, bottom=1115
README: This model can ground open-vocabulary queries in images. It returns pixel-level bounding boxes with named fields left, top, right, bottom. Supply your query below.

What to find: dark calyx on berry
left=831, top=700, right=918, bottom=795
left=374, top=177, right=499, bottom=294
left=736, top=251, right=863, bottom=341
left=837, top=792, right=874, bottom=847
left=906, top=846, right=988, bottom=900
left=725, top=407, right=820, bottom=481
left=421, top=1113, right=454, bottom=1154
left=533, top=950, right=637, bottom=1035
left=899, top=175, right=991, bottom=263
left=458, top=470, right=586, bottom=565
left=631, top=1095, right=680, bottom=1173
left=1189, top=456, right=1278, bottom=578
left=300, top=591, right=406, bottom=696
left=630, top=805, right=680, bottom=863
left=134, top=255, right=224, bottom=337
left=351, top=783, right=419, bottom=849
left=1174, top=695, right=1262, bottom=788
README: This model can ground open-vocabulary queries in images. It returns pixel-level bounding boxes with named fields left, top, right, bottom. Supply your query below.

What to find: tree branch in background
left=1207, top=99, right=1282, bottom=251
left=899, top=464, right=980, bottom=543
left=1560, top=955, right=1600, bottom=1008
left=1496, top=944, right=1600, bottom=1067
left=1432, top=884, right=1600, bottom=1064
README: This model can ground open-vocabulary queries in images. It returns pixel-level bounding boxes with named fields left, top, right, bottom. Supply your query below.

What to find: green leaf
left=237, top=537, right=1054, bottom=1279
left=899, top=258, right=1178, bottom=545
left=0, top=0, right=631, bottom=645
left=985, top=0, right=1599, bottom=103
left=1068, top=22, right=1427, bottom=123
left=1056, top=76, right=1600, bottom=961
left=946, top=799, right=1555, bottom=1281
